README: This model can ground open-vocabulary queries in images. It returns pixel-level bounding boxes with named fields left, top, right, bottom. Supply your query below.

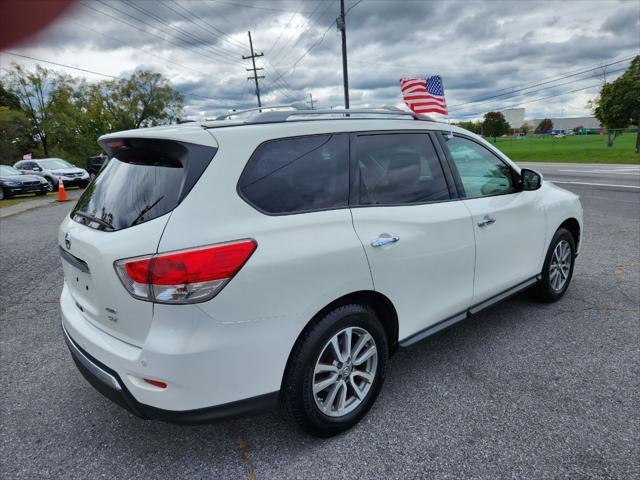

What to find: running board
left=399, top=276, right=540, bottom=348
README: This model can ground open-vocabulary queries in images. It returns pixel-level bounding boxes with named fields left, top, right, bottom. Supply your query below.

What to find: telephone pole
left=309, top=93, right=314, bottom=109
left=337, top=0, right=350, bottom=109
left=243, top=31, right=264, bottom=108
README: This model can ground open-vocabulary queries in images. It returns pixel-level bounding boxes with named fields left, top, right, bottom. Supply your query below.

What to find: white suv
left=59, top=108, right=582, bottom=436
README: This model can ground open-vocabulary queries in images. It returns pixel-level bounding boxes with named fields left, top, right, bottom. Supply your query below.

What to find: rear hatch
left=59, top=137, right=217, bottom=346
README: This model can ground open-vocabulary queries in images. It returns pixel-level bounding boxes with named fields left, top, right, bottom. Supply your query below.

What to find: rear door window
left=72, top=139, right=216, bottom=231
left=355, top=133, right=451, bottom=205
left=238, top=134, right=349, bottom=214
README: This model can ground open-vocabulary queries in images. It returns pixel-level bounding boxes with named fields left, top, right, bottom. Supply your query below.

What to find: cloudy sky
left=1, top=0, right=638, bottom=121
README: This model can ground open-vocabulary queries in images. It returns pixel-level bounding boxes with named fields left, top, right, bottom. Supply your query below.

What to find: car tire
left=46, top=177, right=57, bottom=192
left=282, top=303, right=389, bottom=437
left=531, top=227, right=576, bottom=302
left=0, top=187, right=9, bottom=200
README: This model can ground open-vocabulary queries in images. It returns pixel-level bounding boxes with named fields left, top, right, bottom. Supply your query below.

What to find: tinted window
left=446, top=136, right=516, bottom=198
left=356, top=133, right=450, bottom=205
left=73, top=139, right=216, bottom=231
left=39, top=159, right=73, bottom=169
left=238, top=134, right=349, bottom=214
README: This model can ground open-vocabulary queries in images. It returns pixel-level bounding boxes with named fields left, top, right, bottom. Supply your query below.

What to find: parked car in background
left=86, top=154, right=109, bottom=180
left=14, top=158, right=90, bottom=191
left=59, top=108, right=582, bottom=437
left=0, top=165, right=50, bottom=200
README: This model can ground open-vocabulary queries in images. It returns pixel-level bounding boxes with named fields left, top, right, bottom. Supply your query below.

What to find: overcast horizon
left=1, top=0, right=638, bottom=121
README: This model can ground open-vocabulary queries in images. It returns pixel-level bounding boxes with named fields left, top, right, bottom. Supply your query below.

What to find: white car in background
left=58, top=108, right=583, bottom=437
left=14, top=157, right=90, bottom=191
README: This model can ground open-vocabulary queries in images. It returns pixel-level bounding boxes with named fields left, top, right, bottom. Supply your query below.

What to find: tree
left=535, top=118, right=553, bottom=134
left=593, top=55, right=640, bottom=151
left=456, top=120, right=482, bottom=134
left=482, top=112, right=510, bottom=142
left=1, top=65, right=184, bottom=164
left=0, top=82, right=21, bottom=110
left=2, top=64, right=72, bottom=157
left=0, top=107, right=35, bottom=163
left=519, top=123, right=531, bottom=135
left=99, top=71, right=183, bottom=131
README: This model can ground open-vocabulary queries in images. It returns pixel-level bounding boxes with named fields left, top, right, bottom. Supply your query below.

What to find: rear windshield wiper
left=73, top=211, right=115, bottom=231
left=130, top=196, right=164, bottom=227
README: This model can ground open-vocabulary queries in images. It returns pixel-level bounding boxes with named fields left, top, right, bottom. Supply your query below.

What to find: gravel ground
left=0, top=182, right=638, bottom=480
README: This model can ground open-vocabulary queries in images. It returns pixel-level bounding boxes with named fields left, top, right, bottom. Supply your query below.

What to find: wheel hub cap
left=549, top=239, right=572, bottom=292
left=312, top=327, right=378, bottom=418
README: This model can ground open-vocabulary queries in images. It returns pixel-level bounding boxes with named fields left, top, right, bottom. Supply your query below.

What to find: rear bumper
left=62, top=322, right=279, bottom=424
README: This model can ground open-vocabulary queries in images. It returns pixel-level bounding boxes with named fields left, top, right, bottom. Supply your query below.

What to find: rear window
left=238, top=134, right=349, bottom=214
left=72, top=139, right=216, bottom=231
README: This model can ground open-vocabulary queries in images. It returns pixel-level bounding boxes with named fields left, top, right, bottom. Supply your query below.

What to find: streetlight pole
left=337, top=0, right=350, bottom=109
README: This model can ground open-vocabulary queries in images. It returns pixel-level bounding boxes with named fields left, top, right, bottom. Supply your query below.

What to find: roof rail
left=214, top=103, right=308, bottom=120
left=202, top=105, right=435, bottom=128
left=250, top=107, right=434, bottom=123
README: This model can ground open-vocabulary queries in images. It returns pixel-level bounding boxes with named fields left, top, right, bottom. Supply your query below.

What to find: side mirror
left=520, top=168, right=542, bottom=191
left=32, top=167, right=41, bottom=172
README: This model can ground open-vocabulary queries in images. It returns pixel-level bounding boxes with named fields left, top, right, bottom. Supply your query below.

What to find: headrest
left=386, top=152, right=421, bottom=186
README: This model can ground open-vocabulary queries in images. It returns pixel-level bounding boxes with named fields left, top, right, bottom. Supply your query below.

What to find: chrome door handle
left=478, top=215, right=496, bottom=227
left=371, top=234, right=400, bottom=247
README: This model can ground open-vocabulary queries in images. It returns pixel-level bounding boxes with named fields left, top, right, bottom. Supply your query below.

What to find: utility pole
left=309, top=93, right=314, bottom=109
left=337, top=0, right=350, bottom=109
left=243, top=31, right=264, bottom=109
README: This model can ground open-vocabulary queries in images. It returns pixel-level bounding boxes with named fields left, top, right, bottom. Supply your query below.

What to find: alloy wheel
left=313, top=327, right=378, bottom=417
left=549, top=239, right=572, bottom=291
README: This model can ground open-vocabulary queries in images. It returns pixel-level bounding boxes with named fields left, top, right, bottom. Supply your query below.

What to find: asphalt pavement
left=0, top=163, right=638, bottom=479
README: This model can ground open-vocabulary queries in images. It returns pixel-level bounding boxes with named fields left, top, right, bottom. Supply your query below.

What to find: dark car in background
left=0, top=165, right=50, bottom=200
left=86, top=155, right=109, bottom=180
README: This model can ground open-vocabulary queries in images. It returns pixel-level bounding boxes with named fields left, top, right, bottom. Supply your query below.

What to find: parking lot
left=1, top=163, right=638, bottom=479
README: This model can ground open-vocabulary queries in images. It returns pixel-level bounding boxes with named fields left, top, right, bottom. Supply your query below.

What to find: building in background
left=498, top=108, right=601, bottom=132
left=501, top=108, right=525, bottom=128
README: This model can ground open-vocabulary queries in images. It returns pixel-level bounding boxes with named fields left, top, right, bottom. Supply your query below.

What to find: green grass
left=489, top=133, right=639, bottom=164
left=0, top=192, right=56, bottom=209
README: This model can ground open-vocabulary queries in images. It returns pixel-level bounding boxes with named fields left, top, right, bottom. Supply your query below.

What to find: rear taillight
left=114, top=240, right=256, bottom=304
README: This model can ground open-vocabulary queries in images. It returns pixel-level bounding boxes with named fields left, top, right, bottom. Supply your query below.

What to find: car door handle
left=371, top=234, right=400, bottom=247
left=478, top=215, right=496, bottom=227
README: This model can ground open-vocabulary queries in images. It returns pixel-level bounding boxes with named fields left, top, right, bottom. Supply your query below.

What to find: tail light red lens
left=115, top=240, right=256, bottom=304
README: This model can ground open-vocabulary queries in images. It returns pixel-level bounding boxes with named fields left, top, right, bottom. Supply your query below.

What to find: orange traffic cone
left=57, top=176, right=68, bottom=202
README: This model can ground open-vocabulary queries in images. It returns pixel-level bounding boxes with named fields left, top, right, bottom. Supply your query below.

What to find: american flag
left=400, top=75, right=448, bottom=115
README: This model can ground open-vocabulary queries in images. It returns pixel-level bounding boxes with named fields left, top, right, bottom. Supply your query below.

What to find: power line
left=453, top=83, right=605, bottom=120
left=268, top=0, right=306, bottom=54
left=270, top=0, right=329, bottom=64
left=77, top=1, right=238, bottom=66
left=65, top=18, right=203, bottom=75
left=449, top=65, right=629, bottom=113
left=114, top=0, right=241, bottom=64
left=163, top=0, right=247, bottom=52
left=210, top=0, right=331, bottom=14
left=0, top=51, right=221, bottom=102
left=449, top=56, right=634, bottom=110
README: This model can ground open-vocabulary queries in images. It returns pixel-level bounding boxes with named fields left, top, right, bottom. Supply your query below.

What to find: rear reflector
left=143, top=378, right=167, bottom=389
left=114, top=240, right=256, bottom=304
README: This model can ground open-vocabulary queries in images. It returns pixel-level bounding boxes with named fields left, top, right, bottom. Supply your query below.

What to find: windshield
left=0, top=165, right=22, bottom=176
left=39, top=159, right=73, bottom=169
left=72, top=139, right=217, bottom=231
